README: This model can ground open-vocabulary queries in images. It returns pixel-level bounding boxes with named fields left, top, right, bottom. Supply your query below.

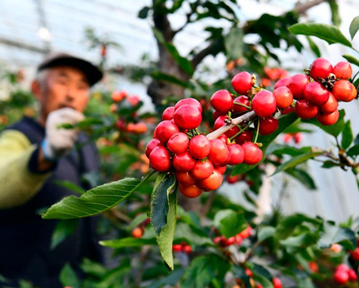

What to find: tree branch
left=292, top=0, right=327, bottom=15
left=191, top=41, right=217, bottom=69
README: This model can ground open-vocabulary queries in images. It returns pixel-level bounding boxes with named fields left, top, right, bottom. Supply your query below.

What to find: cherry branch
left=206, top=111, right=257, bottom=141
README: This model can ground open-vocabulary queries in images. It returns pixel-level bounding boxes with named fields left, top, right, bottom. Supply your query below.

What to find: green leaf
left=321, top=160, right=340, bottom=168
left=285, top=168, right=317, bottom=190
left=219, top=212, right=247, bottom=238
left=342, top=120, right=354, bottom=149
left=54, top=180, right=85, bottom=195
left=99, top=237, right=156, bottom=248
left=347, top=145, right=359, bottom=158
left=355, top=133, right=359, bottom=145
left=342, top=54, right=359, bottom=67
left=350, top=16, right=359, bottom=39
left=225, top=26, right=244, bottom=61
left=319, top=222, right=356, bottom=250
left=59, top=263, right=80, bottom=288
left=50, top=219, right=78, bottom=249
left=42, top=175, right=152, bottom=219
left=258, top=226, right=276, bottom=242
left=275, top=214, right=322, bottom=239
left=288, top=23, right=352, bottom=47
left=266, top=144, right=311, bottom=157
left=80, top=258, right=107, bottom=278
left=148, top=269, right=185, bottom=288
left=138, top=6, right=150, bottom=19
left=151, top=173, right=176, bottom=235
left=232, top=266, right=251, bottom=288
left=280, top=232, right=320, bottom=253
left=151, top=71, right=189, bottom=88
left=251, top=264, right=273, bottom=288
left=128, top=213, right=148, bottom=230
left=306, top=36, right=321, bottom=57
left=329, top=0, right=341, bottom=27
left=174, top=223, right=213, bottom=246
left=156, top=189, right=177, bottom=270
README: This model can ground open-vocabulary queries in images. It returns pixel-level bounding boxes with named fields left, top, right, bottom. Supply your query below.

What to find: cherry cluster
left=333, top=264, right=357, bottom=284
left=213, top=225, right=252, bottom=247
left=234, top=269, right=282, bottom=288
left=172, top=242, right=192, bottom=254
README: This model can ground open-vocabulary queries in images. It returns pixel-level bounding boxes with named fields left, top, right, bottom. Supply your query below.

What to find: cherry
left=235, top=234, right=243, bottom=245
left=310, top=58, right=333, bottom=81
left=252, top=90, right=277, bottom=117
left=286, top=74, right=309, bottom=99
left=167, top=132, right=189, bottom=154
left=213, top=236, right=222, bottom=245
left=212, top=110, right=224, bottom=121
left=131, top=227, right=143, bottom=238
left=236, top=130, right=253, bottom=144
left=149, top=146, right=171, bottom=172
left=197, top=170, right=223, bottom=191
left=174, top=105, right=202, bottom=129
left=178, top=183, right=202, bottom=198
left=227, top=175, right=240, bottom=184
left=294, top=100, right=318, bottom=119
left=231, top=71, right=253, bottom=95
left=227, top=144, right=244, bottom=165
left=333, top=61, right=352, bottom=80
left=175, top=171, right=196, bottom=186
left=112, top=90, right=127, bottom=102
left=173, top=152, right=196, bottom=172
left=245, top=268, right=253, bottom=277
left=333, top=80, right=357, bottom=102
left=320, top=92, right=338, bottom=113
left=162, top=106, right=175, bottom=120
left=304, top=82, right=329, bottom=106
left=350, top=247, right=359, bottom=261
left=334, top=270, right=349, bottom=284
left=348, top=269, right=358, bottom=281
left=225, top=126, right=241, bottom=139
left=316, top=110, right=339, bottom=126
left=217, top=134, right=228, bottom=144
left=172, top=244, right=182, bottom=252
left=273, top=86, right=293, bottom=108
left=182, top=244, right=192, bottom=254
left=232, top=96, right=250, bottom=113
left=256, top=284, right=263, bottom=288
left=145, top=139, right=162, bottom=158
left=239, top=225, right=252, bottom=238
left=175, top=98, right=202, bottom=113
left=308, top=262, right=318, bottom=273
left=294, top=133, right=303, bottom=144
left=214, top=116, right=227, bottom=131
left=189, top=135, right=210, bottom=159
left=337, top=264, right=350, bottom=272
left=258, top=117, right=278, bottom=135
left=280, top=106, right=294, bottom=115
left=242, top=142, right=262, bottom=165
left=274, top=77, right=290, bottom=89
left=272, top=278, right=282, bottom=288
left=210, top=90, right=233, bottom=114
left=208, top=139, right=229, bottom=166
left=154, top=120, right=179, bottom=144
left=226, top=237, right=236, bottom=246
left=190, top=160, right=214, bottom=180
left=215, top=165, right=226, bottom=174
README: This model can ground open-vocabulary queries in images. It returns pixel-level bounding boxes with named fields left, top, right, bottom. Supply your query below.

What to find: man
left=0, top=53, right=103, bottom=287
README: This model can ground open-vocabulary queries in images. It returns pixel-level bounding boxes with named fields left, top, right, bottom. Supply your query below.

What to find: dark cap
left=37, top=52, right=103, bottom=86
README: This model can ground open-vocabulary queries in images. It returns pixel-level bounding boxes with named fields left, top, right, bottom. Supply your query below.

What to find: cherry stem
left=253, top=119, right=260, bottom=144
left=233, top=102, right=251, bottom=110
left=230, top=121, right=253, bottom=141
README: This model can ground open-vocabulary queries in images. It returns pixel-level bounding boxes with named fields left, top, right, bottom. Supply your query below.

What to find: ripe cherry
left=350, top=247, right=359, bottom=261
left=145, top=139, right=162, bottom=158
left=214, top=116, right=227, bottom=131
left=226, top=237, right=236, bottom=246
left=227, top=175, right=240, bottom=184
left=225, top=126, right=240, bottom=139
left=239, top=225, right=252, bottom=238
left=258, top=117, right=278, bottom=135
left=320, top=92, right=338, bottom=113
left=215, top=165, right=226, bottom=174
left=175, top=98, right=202, bottom=113
left=286, top=74, right=309, bottom=99
left=232, top=96, right=250, bottom=113
left=245, top=268, right=253, bottom=277
left=197, top=170, right=223, bottom=191
left=149, top=146, right=171, bottom=172
left=274, top=77, right=290, bottom=89
left=252, top=90, right=277, bottom=117
left=190, top=160, right=214, bottom=180
left=189, top=135, right=210, bottom=159
left=182, top=244, right=192, bottom=254
left=227, top=144, right=244, bottom=165
left=112, top=90, right=127, bottom=102
left=210, top=90, right=233, bottom=114
left=236, top=130, right=253, bottom=144
left=334, top=270, right=349, bottom=284
left=337, top=264, right=350, bottom=272
left=304, top=82, right=329, bottom=106
left=132, top=227, right=143, bottom=238
left=173, top=152, right=196, bottom=172
left=272, top=278, right=282, bottom=288
left=175, top=171, right=196, bottom=186
left=242, top=142, right=262, bottom=165
left=280, top=106, right=294, bottom=115
left=167, top=132, right=189, bottom=154
left=348, top=269, right=358, bottom=281
left=333, top=61, right=352, bottom=80
left=310, top=58, right=333, bottom=80
left=273, top=86, right=293, bottom=108
left=235, top=234, right=243, bottom=245
left=208, top=139, right=229, bottom=165
left=174, top=105, right=202, bottom=129
left=162, top=106, right=175, bottom=120
left=308, top=262, right=318, bottom=273
left=212, top=110, right=224, bottom=121
left=316, top=110, right=339, bottom=126
left=294, top=100, right=318, bottom=119
left=333, top=80, right=357, bottom=102
left=172, top=244, right=182, bottom=252
left=231, top=71, right=253, bottom=95
left=217, top=134, right=228, bottom=144
left=154, top=120, right=179, bottom=144
left=178, top=183, right=202, bottom=198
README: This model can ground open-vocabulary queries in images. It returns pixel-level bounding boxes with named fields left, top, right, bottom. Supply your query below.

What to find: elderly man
left=0, top=53, right=103, bottom=287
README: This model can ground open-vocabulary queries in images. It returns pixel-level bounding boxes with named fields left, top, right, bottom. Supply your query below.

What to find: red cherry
left=227, top=175, right=240, bottom=184
left=212, top=110, right=224, bottom=121
left=182, top=244, right=192, bottom=254
left=132, top=227, right=143, bottom=238
left=172, top=244, right=182, bottom=252
left=189, top=135, right=210, bottom=159
left=316, top=110, right=339, bottom=126
left=208, top=139, right=229, bottom=166
left=225, top=126, right=240, bottom=139
left=294, top=133, right=303, bottom=144
left=175, top=98, right=202, bottom=113
left=320, top=92, right=338, bottom=113
left=245, top=268, right=253, bottom=277
left=350, top=247, right=359, bottom=261
left=214, top=116, right=227, bottom=131
left=213, top=236, right=222, bottom=245
left=235, top=234, right=243, bottom=244
left=167, top=132, right=189, bottom=154
left=239, top=225, right=252, bottom=238
left=308, top=262, right=318, bottom=273
left=272, top=278, right=282, bottom=288
left=217, top=134, right=228, bottom=144
left=231, top=71, right=253, bottom=95
left=145, top=139, right=162, bottom=158
left=175, top=171, right=197, bottom=186
left=242, top=142, right=262, bottom=165
left=304, top=82, right=329, bottom=106
left=162, top=106, right=175, bottom=120
left=197, top=170, right=223, bottom=191
left=286, top=74, right=309, bottom=100
left=280, top=106, right=294, bottom=115
left=256, top=284, right=263, bottom=288
left=252, top=90, right=276, bottom=117
left=227, top=144, right=244, bottom=165
left=334, top=270, right=349, bottom=284
left=149, top=146, right=171, bottom=172
left=215, top=165, right=226, bottom=174
left=178, top=183, right=202, bottom=198
left=348, top=269, right=358, bottom=281
left=258, top=117, right=278, bottom=136
left=333, top=61, right=352, bottom=80
left=310, top=58, right=333, bottom=81
left=226, top=237, right=236, bottom=246
left=174, top=105, right=202, bottom=129
left=333, top=80, right=357, bottom=102
left=337, top=264, right=350, bottom=272
left=273, top=86, right=293, bottom=108
left=232, top=96, right=250, bottom=113
left=274, top=77, right=290, bottom=89
left=173, top=152, right=196, bottom=172
left=235, top=130, right=253, bottom=144
left=294, top=100, right=318, bottom=119
left=210, top=90, right=233, bottom=114
left=190, top=160, right=214, bottom=180
left=154, top=120, right=180, bottom=144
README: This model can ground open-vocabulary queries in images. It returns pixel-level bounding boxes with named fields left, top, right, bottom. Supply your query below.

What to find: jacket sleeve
left=0, top=130, right=52, bottom=209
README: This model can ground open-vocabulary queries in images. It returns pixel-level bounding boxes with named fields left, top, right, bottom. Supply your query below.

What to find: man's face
left=33, top=66, right=90, bottom=120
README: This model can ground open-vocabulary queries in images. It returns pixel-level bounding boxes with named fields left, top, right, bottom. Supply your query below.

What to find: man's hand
left=41, top=108, right=84, bottom=161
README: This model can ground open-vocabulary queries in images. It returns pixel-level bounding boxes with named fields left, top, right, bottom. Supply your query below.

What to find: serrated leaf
left=258, top=226, right=276, bottom=242
left=342, top=54, right=359, bottom=67
left=285, top=168, right=317, bottom=190
left=59, top=263, right=80, bottom=288
left=225, top=27, right=244, bottom=61
left=288, top=23, right=352, bottom=47
left=350, top=16, right=359, bottom=39
left=318, top=222, right=356, bottom=250
left=342, top=120, right=353, bottom=149
left=306, top=36, right=321, bottom=57
left=50, top=219, right=78, bottom=250
left=347, top=145, right=359, bottom=158
left=99, top=237, right=156, bottom=248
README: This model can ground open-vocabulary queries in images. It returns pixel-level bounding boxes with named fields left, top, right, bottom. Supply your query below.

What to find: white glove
left=41, top=108, right=85, bottom=161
